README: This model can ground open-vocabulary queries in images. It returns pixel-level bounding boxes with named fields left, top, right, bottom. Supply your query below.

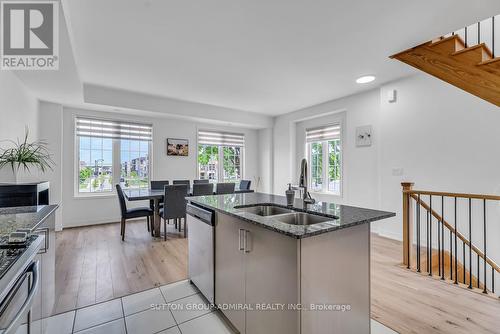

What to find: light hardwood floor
left=54, top=219, right=187, bottom=314
left=371, top=234, right=500, bottom=334
left=53, top=221, right=499, bottom=333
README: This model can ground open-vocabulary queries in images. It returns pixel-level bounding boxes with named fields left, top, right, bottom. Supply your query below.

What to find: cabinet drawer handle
left=238, top=229, right=245, bottom=252
left=244, top=230, right=250, bottom=253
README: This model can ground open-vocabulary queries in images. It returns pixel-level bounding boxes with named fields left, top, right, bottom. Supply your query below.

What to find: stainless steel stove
left=0, top=234, right=41, bottom=334
left=0, top=235, right=37, bottom=281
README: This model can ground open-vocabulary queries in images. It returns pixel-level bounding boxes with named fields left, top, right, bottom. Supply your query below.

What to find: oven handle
left=3, top=261, right=40, bottom=334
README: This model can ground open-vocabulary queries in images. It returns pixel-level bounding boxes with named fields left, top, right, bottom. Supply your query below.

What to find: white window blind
left=198, top=130, right=245, bottom=147
left=76, top=117, right=153, bottom=141
left=306, top=124, right=341, bottom=143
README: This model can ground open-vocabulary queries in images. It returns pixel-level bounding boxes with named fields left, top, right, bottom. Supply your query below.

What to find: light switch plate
left=387, top=89, right=397, bottom=103
left=356, top=125, right=372, bottom=147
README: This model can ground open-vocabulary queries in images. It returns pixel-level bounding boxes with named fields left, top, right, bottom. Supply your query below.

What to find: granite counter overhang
left=187, top=192, right=395, bottom=239
left=0, top=204, right=59, bottom=236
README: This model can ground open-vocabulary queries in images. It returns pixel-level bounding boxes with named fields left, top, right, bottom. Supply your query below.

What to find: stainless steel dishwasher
left=187, top=203, right=215, bottom=304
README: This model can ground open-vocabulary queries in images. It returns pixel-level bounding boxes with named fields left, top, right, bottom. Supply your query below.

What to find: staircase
left=401, top=183, right=500, bottom=299
left=391, top=16, right=500, bottom=106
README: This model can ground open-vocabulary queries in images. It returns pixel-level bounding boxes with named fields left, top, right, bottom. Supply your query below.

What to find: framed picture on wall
left=167, top=138, right=189, bottom=156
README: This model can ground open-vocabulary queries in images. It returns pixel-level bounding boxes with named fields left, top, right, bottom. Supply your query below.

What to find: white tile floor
left=18, top=279, right=398, bottom=334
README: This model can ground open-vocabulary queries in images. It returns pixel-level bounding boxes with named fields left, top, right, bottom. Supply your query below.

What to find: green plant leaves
left=0, top=127, right=54, bottom=173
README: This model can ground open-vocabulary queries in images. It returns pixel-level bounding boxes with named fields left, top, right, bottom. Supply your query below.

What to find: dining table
left=122, top=187, right=254, bottom=237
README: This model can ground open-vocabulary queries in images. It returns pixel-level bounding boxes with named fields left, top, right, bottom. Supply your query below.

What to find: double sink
left=234, top=205, right=336, bottom=226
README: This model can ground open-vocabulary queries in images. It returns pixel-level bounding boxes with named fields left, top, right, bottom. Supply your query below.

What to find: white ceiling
left=14, top=0, right=500, bottom=117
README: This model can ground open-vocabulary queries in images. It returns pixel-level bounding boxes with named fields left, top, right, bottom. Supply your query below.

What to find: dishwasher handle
left=187, top=204, right=214, bottom=225
left=3, top=260, right=40, bottom=334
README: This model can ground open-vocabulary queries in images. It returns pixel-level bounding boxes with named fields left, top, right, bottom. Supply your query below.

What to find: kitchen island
left=187, top=192, right=395, bottom=334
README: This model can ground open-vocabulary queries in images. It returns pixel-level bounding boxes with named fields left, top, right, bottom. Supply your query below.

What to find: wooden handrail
left=410, top=193, right=500, bottom=274
left=404, top=189, right=500, bottom=201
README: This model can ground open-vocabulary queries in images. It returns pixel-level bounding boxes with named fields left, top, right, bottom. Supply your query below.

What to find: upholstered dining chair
left=192, top=183, right=214, bottom=196
left=173, top=180, right=191, bottom=195
left=160, top=184, right=188, bottom=240
left=193, top=179, right=209, bottom=184
left=151, top=180, right=170, bottom=189
left=150, top=180, right=169, bottom=212
left=216, top=182, right=235, bottom=195
left=239, top=180, right=251, bottom=190
left=116, top=184, right=154, bottom=241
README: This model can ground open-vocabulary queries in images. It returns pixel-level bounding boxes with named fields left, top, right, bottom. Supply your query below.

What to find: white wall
left=0, top=71, right=39, bottom=182
left=378, top=75, right=500, bottom=240
left=257, top=127, right=274, bottom=193
left=273, top=88, right=381, bottom=211
left=378, top=75, right=500, bottom=289
left=272, top=73, right=500, bottom=289
left=51, top=107, right=260, bottom=228
left=38, top=101, right=64, bottom=230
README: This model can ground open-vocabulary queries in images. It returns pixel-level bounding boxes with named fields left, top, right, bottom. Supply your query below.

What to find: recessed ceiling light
left=356, top=75, right=376, bottom=84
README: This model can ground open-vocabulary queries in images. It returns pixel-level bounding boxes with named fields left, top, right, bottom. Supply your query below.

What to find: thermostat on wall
left=356, top=125, right=372, bottom=147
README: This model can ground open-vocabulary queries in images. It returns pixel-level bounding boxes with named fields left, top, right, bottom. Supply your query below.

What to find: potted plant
left=0, top=127, right=54, bottom=182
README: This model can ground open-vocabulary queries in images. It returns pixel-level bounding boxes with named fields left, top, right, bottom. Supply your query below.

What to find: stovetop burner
left=0, top=235, right=37, bottom=280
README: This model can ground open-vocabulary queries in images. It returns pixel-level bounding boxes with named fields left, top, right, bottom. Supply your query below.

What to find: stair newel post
left=402, top=182, right=415, bottom=268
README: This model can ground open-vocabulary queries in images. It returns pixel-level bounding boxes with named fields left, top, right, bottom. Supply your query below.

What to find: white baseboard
left=374, top=229, right=402, bottom=241
left=62, top=217, right=123, bottom=229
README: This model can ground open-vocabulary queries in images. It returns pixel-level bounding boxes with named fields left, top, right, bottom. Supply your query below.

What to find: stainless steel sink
left=235, top=205, right=294, bottom=216
left=272, top=212, right=332, bottom=225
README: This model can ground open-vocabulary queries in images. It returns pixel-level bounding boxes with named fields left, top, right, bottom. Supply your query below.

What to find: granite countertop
left=188, top=192, right=395, bottom=239
left=0, top=205, right=58, bottom=235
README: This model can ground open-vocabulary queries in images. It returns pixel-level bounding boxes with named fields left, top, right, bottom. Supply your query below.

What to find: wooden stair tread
left=478, top=57, right=500, bottom=66
left=452, top=43, right=493, bottom=59
left=430, top=35, right=465, bottom=47
left=429, top=35, right=466, bottom=56
left=477, top=57, right=500, bottom=76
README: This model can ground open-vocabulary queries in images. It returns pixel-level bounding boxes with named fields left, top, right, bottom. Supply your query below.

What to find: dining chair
left=150, top=180, right=169, bottom=212
left=116, top=184, right=154, bottom=241
left=216, top=182, right=236, bottom=195
left=192, top=183, right=214, bottom=196
left=160, top=184, right=188, bottom=240
left=173, top=180, right=191, bottom=195
left=193, top=179, right=209, bottom=184
left=151, top=180, right=169, bottom=189
left=239, top=180, right=251, bottom=190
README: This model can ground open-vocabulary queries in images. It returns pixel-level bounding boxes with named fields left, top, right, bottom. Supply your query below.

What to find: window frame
left=199, top=145, right=244, bottom=182
left=196, top=140, right=245, bottom=183
left=119, top=139, right=152, bottom=190
left=197, top=144, right=220, bottom=182
left=74, top=116, right=153, bottom=198
left=220, top=145, right=244, bottom=182
left=306, top=122, right=343, bottom=197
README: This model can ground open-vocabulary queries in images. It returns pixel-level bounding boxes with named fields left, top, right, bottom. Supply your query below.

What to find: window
left=223, top=146, right=242, bottom=182
left=75, top=117, right=152, bottom=196
left=306, top=124, right=342, bottom=195
left=310, top=142, right=323, bottom=192
left=197, top=130, right=244, bottom=182
left=78, top=136, right=113, bottom=193
left=198, top=145, right=219, bottom=181
left=120, top=140, right=150, bottom=189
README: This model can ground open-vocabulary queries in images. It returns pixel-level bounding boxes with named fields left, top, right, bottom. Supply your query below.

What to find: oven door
left=0, top=261, right=40, bottom=334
